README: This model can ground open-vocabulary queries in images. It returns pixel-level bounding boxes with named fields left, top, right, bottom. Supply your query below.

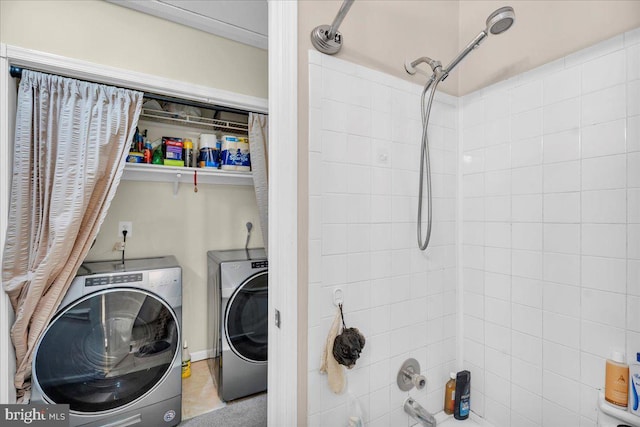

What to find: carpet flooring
left=180, top=393, right=267, bottom=427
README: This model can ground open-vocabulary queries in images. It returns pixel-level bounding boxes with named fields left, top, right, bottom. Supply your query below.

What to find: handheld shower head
left=486, top=6, right=515, bottom=35
left=440, top=5, right=515, bottom=75
left=408, top=5, right=515, bottom=252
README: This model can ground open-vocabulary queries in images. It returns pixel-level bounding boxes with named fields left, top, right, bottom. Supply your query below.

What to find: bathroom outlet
left=118, top=221, right=133, bottom=238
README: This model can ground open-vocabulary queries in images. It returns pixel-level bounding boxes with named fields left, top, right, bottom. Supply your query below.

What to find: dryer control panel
left=251, top=260, right=268, bottom=269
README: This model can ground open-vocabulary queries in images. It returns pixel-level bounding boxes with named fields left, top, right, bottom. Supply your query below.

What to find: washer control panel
left=85, top=273, right=143, bottom=287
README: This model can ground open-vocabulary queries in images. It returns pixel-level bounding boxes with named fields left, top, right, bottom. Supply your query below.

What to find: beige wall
left=85, top=181, right=263, bottom=354
left=299, top=0, right=640, bottom=97
left=1, top=0, right=268, bottom=355
left=299, top=0, right=461, bottom=94
left=0, top=0, right=268, bottom=99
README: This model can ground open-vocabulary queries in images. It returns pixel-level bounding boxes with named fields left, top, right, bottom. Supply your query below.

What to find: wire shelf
left=139, top=108, right=249, bottom=134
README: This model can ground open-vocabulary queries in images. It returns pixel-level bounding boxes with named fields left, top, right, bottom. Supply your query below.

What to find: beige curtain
left=249, top=113, right=269, bottom=251
left=1, top=70, right=143, bottom=402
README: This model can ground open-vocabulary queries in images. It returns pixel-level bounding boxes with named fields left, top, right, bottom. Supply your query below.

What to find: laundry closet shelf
left=122, top=163, right=253, bottom=188
left=139, top=107, right=249, bottom=134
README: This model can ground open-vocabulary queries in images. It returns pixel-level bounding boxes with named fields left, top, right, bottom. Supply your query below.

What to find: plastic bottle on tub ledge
left=605, top=351, right=629, bottom=408
left=629, top=352, right=640, bottom=415
left=454, top=370, right=470, bottom=420
left=444, top=372, right=456, bottom=415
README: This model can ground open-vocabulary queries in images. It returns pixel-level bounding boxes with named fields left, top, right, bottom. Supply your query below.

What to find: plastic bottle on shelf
left=143, top=142, right=153, bottom=164
left=183, top=139, right=194, bottom=168
left=152, top=146, right=164, bottom=165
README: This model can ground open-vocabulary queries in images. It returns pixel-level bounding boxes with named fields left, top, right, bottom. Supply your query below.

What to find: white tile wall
left=461, top=28, right=640, bottom=427
left=308, top=50, right=458, bottom=426
left=309, top=25, right=639, bottom=427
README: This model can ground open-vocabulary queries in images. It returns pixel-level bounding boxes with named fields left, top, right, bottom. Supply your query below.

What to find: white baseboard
left=190, top=348, right=214, bottom=363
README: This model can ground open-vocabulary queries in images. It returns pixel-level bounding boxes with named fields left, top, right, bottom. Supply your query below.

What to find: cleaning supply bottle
left=605, top=351, right=628, bottom=407
left=444, top=372, right=456, bottom=415
left=183, top=139, right=194, bottom=168
left=630, top=352, right=640, bottom=416
left=152, top=146, right=164, bottom=165
left=181, top=341, right=191, bottom=379
left=453, top=370, right=470, bottom=420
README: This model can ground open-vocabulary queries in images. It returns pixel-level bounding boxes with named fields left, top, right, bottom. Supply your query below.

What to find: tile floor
left=182, top=360, right=225, bottom=420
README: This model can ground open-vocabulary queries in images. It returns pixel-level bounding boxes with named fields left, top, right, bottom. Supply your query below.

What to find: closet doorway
left=0, top=1, right=299, bottom=422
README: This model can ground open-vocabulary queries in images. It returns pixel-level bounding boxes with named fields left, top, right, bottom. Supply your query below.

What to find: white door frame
left=0, top=43, right=16, bottom=406
left=0, top=32, right=301, bottom=423
left=267, top=1, right=298, bottom=426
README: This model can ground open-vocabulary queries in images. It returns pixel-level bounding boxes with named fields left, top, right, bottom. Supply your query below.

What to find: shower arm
left=310, top=0, right=355, bottom=55
left=327, top=0, right=355, bottom=40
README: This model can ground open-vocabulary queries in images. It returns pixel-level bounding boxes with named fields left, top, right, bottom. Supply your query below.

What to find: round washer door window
left=225, top=271, right=268, bottom=363
left=34, top=288, right=179, bottom=413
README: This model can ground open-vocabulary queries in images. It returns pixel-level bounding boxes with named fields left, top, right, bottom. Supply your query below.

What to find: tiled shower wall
left=461, top=28, right=640, bottom=427
left=307, top=50, right=458, bottom=426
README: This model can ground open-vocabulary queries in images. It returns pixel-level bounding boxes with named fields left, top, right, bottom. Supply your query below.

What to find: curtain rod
left=8, top=66, right=252, bottom=117
left=9, top=65, right=22, bottom=78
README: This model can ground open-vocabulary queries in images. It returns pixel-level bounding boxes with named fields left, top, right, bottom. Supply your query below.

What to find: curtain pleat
left=1, top=70, right=143, bottom=402
left=248, top=113, right=269, bottom=252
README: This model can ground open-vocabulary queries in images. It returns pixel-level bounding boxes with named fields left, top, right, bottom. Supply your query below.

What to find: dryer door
left=33, top=288, right=179, bottom=413
left=224, top=271, right=268, bottom=363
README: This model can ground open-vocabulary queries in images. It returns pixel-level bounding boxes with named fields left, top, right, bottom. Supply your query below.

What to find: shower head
left=486, top=6, right=515, bottom=35
left=439, top=5, right=515, bottom=76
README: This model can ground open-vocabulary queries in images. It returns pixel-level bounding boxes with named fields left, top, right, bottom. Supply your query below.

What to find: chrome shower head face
left=486, top=6, right=515, bottom=35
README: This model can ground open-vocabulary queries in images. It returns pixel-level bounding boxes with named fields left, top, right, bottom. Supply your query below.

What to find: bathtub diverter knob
left=397, top=358, right=427, bottom=391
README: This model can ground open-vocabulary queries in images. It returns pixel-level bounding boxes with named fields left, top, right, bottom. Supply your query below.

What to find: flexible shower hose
left=417, top=70, right=446, bottom=251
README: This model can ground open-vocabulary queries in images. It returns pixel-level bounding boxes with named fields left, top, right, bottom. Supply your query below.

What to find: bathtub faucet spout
left=404, top=397, right=436, bottom=427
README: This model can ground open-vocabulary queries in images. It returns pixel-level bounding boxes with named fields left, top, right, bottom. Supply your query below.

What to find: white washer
left=31, top=256, right=182, bottom=427
left=207, top=249, right=268, bottom=402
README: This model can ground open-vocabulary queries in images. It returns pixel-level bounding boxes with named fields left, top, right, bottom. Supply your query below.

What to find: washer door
left=224, top=271, right=268, bottom=363
left=34, top=288, right=179, bottom=413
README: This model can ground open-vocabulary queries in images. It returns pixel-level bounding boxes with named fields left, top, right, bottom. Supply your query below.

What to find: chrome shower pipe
left=310, top=0, right=355, bottom=55
left=327, top=0, right=355, bottom=40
